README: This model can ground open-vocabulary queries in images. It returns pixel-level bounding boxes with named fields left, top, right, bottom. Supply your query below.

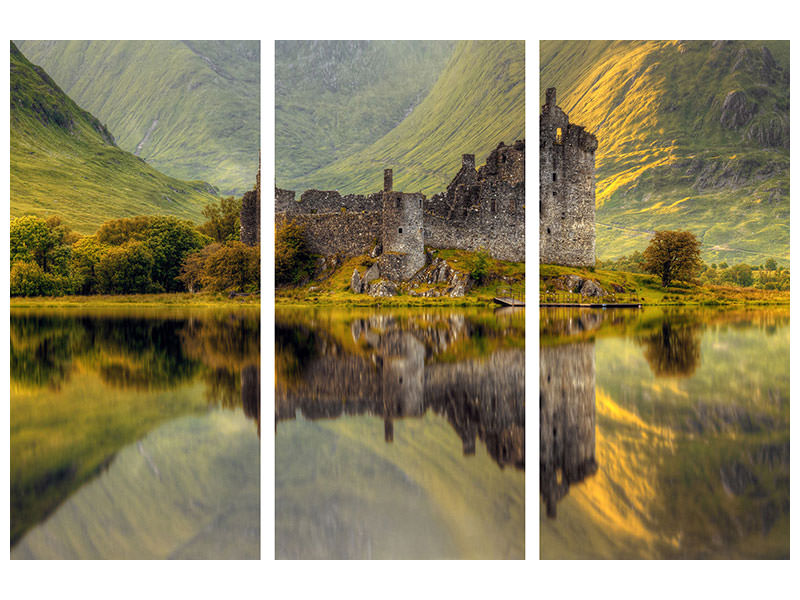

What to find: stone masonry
left=540, top=88, right=597, bottom=267
left=240, top=153, right=261, bottom=246
left=275, top=140, right=525, bottom=280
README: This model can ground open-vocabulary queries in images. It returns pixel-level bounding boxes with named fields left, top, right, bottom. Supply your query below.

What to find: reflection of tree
left=539, top=342, right=598, bottom=518
left=639, top=322, right=701, bottom=377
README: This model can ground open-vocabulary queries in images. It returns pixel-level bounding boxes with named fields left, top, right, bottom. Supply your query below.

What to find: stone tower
left=540, top=88, right=597, bottom=267
left=241, top=152, right=261, bottom=246
left=379, top=169, right=426, bottom=280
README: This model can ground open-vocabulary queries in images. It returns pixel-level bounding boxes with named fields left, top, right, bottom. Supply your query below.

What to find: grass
left=17, top=41, right=259, bottom=195
left=10, top=292, right=260, bottom=308
left=276, top=248, right=525, bottom=307
left=540, top=41, right=789, bottom=265
left=540, top=263, right=789, bottom=306
left=10, top=42, right=219, bottom=234
left=280, top=41, right=525, bottom=196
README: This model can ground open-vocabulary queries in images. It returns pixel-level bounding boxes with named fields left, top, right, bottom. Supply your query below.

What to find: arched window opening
left=556, top=127, right=563, bottom=144
left=398, top=227, right=403, bottom=234
left=553, top=172, right=557, bottom=182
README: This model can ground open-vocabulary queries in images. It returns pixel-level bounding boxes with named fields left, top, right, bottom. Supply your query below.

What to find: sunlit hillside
left=17, top=40, right=260, bottom=195
left=540, top=40, right=789, bottom=265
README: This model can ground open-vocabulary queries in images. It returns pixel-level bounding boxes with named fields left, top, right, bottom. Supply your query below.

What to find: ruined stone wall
left=241, top=159, right=261, bottom=246
left=540, top=88, right=597, bottom=267
left=424, top=141, right=525, bottom=262
left=539, top=341, right=597, bottom=517
left=275, top=211, right=382, bottom=257
left=276, top=189, right=383, bottom=216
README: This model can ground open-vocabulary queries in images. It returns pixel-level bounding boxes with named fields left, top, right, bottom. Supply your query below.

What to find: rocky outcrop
left=350, top=256, right=474, bottom=298
left=720, top=90, right=757, bottom=129
left=547, top=274, right=609, bottom=298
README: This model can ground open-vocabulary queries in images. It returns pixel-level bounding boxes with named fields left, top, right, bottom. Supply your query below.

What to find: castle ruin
left=540, top=88, right=597, bottom=267
left=240, top=153, right=261, bottom=246
left=275, top=140, right=525, bottom=284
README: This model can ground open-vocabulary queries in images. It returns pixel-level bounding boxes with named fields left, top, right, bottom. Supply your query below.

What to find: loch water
left=275, top=307, right=525, bottom=559
left=540, top=306, right=789, bottom=559
left=10, top=308, right=260, bottom=559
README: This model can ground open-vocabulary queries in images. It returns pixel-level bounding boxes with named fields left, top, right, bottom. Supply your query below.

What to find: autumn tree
left=275, top=220, right=314, bottom=286
left=642, top=230, right=702, bottom=287
left=198, top=196, right=242, bottom=243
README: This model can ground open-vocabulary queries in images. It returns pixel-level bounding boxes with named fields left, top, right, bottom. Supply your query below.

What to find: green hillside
left=279, top=40, right=525, bottom=196
left=276, top=40, right=455, bottom=184
left=540, top=40, right=789, bottom=265
left=16, top=40, right=259, bottom=195
left=10, top=42, right=218, bottom=234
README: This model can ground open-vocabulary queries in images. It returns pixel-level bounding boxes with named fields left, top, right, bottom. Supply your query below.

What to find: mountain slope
left=16, top=40, right=260, bottom=195
left=280, top=40, right=525, bottom=195
left=276, top=40, right=455, bottom=185
left=540, top=40, right=789, bottom=265
left=10, top=42, right=217, bottom=234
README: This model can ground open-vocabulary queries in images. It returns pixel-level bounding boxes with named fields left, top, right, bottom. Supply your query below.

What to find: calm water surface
left=10, top=308, right=260, bottom=559
left=540, top=307, right=789, bottom=559
left=275, top=307, right=525, bottom=559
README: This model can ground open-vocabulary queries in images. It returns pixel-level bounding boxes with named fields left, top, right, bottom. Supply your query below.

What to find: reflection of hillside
left=10, top=309, right=260, bottom=547
left=540, top=307, right=790, bottom=558
left=539, top=342, right=598, bottom=517
left=276, top=312, right=524, bottom=470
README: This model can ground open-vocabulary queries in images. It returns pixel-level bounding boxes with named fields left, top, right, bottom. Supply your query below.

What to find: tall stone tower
left=379, top=168, right=426, bottom=280
left=241, top=152, right=261, bottom=246
left=540, top=88, right=597, bottom=267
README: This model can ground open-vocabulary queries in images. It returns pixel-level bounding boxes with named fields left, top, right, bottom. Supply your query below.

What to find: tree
left=144, top=216, right=209, bottom=292
left=96, top=242, right=156, bottom=294
left=642, top=230, right=702, bottom=287
left=179, top=242, right=260, bottom=293
left=10, top=215, right=72, bottom=275
left=198, top=196, right=242, bottom=243
left=70, top=236, right=109, bottom=294
left=765, top=258, right=777, bottom=271
left=276, top=220, right=315, bottom=286
left=469, top=248, right=491, bottom=285
left=729, top=263, right=754, bottom=287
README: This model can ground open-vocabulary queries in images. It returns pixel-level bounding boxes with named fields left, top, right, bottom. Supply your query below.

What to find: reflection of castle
left=276, top=315, right=524, bottom=469
left=540, top=341, right=598, bottom=517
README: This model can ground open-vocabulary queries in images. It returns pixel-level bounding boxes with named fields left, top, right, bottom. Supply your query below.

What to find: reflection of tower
left=241, top=364, right=261, bottom=437
left=540, top=341, right=597, bottom=517
left=380, top=330, right=425, bottom=442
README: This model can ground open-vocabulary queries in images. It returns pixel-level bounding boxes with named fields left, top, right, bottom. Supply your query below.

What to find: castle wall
left=540, top=89, right=597, bottom=267
left=275, top=211, right=382, bottom=257
left=240, top=159, right=261, bottom=246
left=276, top=189, right=382, bottom=215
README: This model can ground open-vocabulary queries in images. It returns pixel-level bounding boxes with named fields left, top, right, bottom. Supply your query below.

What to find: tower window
left=553, top=172, right=557, bottom=182
left=398, top=227, right=403, bottom=234
left=396, top=198, right=401, bottom=208
left=553, top=190, right=557, bottom=196
left=491, top=199, right=496, bottom=212
left=547, top=227, right=551, bottom=234
left=556, top=128, right=563, bottom=144
left=419, top=198, right=422, bottom=208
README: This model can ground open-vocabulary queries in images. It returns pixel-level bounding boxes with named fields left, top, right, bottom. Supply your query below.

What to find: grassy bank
left=10, top=292, right=260, bottom=309
left=540, top=264, right=789, bottom=306
left=276, top=248, right=525, bottom=307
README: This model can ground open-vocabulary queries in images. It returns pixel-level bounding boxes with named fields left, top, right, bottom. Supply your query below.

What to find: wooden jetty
left=540, top=303, right=642, bottom=308
left=494, top=296, right=525, bottom=307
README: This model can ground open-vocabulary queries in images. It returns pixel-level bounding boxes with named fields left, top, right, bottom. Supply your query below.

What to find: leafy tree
left=765, top=258, right=777, bottom=271
left=198, top=196, right=242, bottom=243
left=179, top=242, right=260, bottom=293
left=729, top=263, right=754, bottom=287
left=144, top=216, right=209, bottom=292
left=11, top=261, right=55, bottom=297
left=276, top=220, right=315, bottom=286
left=469, top=248, right=491, bottom=285
left=642, top=230, right=702, bottom=287
left=10, top=215, right=72, bottom=275
left=203, top=242, right=260, bottom=292
left=96, top=242, right=156, bottom=294
left=70, top=236, right=109, bottom=294
left=96, top=216, right=152, bottom=245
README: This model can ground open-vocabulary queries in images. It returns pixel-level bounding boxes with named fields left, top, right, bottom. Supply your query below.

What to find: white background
left=1, top=1, right=797, bottom=597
